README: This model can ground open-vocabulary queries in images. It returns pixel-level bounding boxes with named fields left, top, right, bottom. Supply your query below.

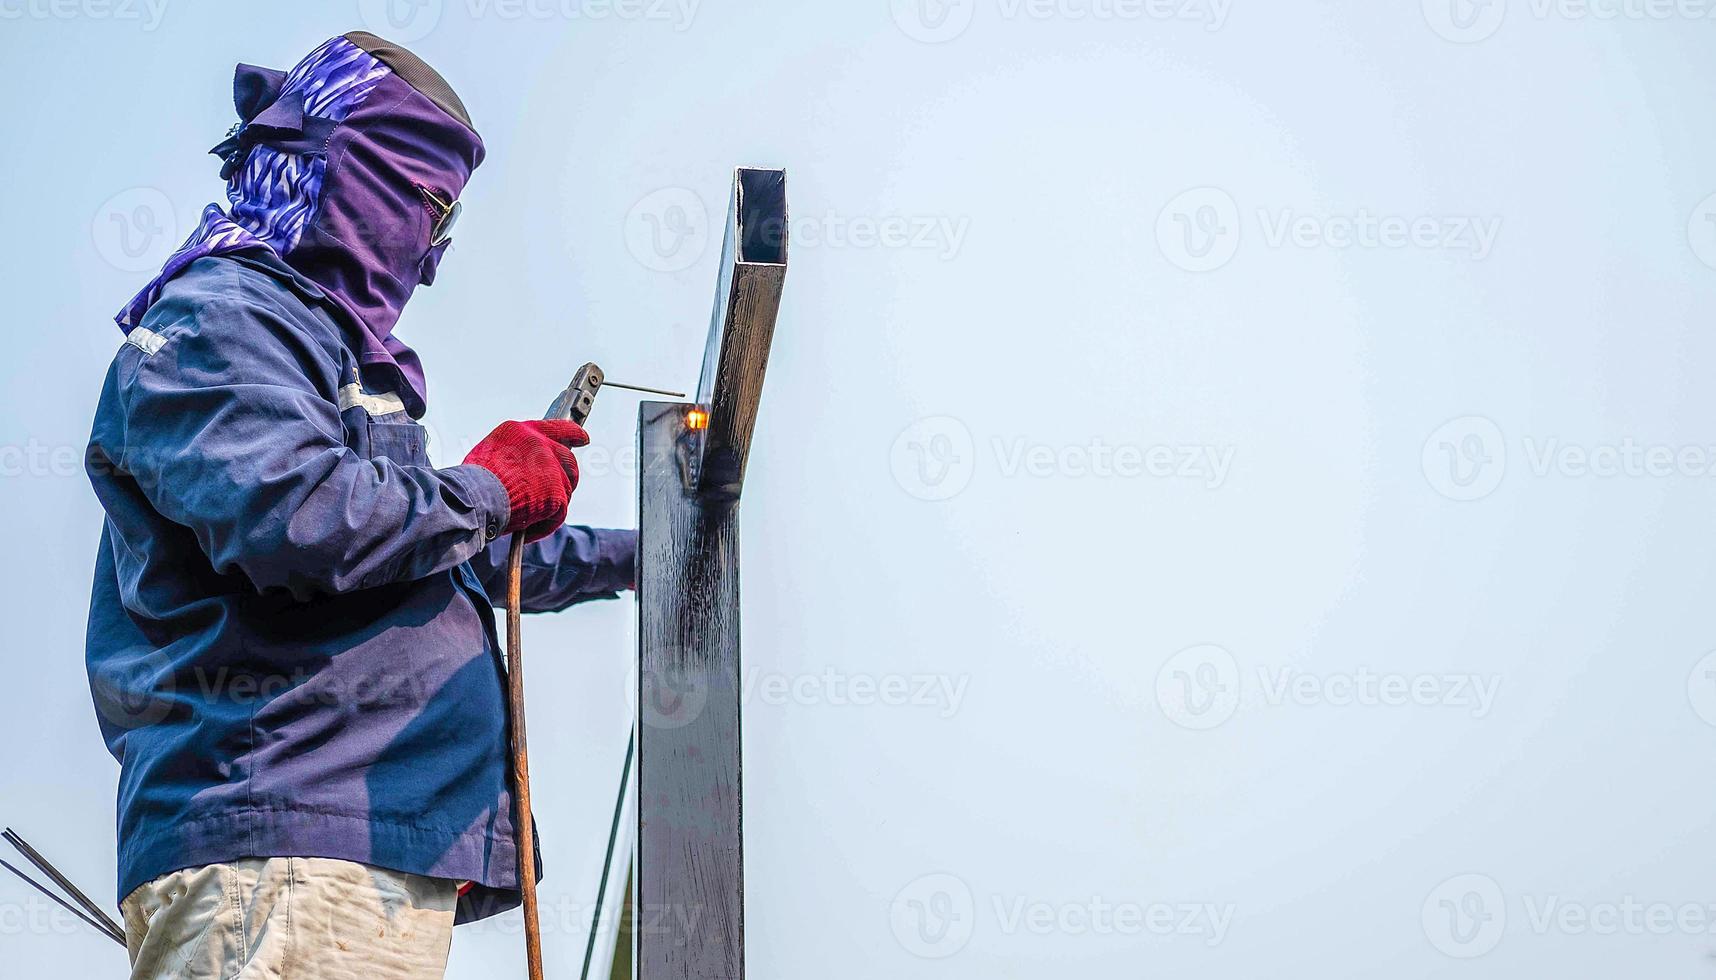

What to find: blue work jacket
left=84, top=251, right=634, bottom=922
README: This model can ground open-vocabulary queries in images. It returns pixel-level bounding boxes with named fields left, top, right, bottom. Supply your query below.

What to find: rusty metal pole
left=507, top=534, right=545, bottom=980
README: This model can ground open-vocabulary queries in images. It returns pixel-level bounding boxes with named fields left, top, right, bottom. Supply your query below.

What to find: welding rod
left=599, top=380, right=685, bottom=397
left=4, top=829, right=124, bottom=942
left=0, top=859, right=126, bottom=946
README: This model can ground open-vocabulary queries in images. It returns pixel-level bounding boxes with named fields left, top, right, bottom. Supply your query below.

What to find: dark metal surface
left=635, top=402, right=745, bottom=979
left=693, top=168, right=788, bottom=499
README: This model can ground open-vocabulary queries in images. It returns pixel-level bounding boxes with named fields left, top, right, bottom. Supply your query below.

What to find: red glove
left=464, top=420, right=589, bottom=542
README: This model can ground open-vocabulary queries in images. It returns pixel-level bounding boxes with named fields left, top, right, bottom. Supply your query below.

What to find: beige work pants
left=121, top=857, right=457, bottom=980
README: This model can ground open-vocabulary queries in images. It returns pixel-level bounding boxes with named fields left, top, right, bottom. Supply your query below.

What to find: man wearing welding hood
left=83, top=32, right=633, bottom=977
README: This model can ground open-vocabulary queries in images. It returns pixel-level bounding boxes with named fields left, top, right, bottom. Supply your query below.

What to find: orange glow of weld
left=685, top=408, right=710, bottom=431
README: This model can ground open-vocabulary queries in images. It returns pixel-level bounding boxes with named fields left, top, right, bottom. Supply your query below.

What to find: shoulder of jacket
left=124, top=256, right=342, bottom=360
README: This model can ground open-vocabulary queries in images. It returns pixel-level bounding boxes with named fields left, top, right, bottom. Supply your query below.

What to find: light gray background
left=3, top=0, right=1715, bottom=976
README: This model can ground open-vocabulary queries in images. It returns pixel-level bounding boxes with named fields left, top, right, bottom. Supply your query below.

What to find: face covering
left=116, top=31, right=486, bottom=417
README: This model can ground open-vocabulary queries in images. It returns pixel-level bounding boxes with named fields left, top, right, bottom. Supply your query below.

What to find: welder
left=82, top=31, right=631, bottom=978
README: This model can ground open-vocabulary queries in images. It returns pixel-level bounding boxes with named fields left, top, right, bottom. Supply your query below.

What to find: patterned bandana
left=116, top=34, right=484, bottom=417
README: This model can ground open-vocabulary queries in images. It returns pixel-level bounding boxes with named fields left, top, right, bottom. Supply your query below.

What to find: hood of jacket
left=117, top=31, right=485, bottom=417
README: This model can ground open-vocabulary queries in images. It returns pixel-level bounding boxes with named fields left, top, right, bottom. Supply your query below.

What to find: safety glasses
left=422, top=187, right=462, bottom=247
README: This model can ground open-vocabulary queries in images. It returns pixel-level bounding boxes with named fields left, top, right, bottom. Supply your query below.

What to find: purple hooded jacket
left=86, top=33, right=634, bottom=922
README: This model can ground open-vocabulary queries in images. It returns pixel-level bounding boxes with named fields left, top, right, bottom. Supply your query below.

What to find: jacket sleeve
left=107, top=291, right=512, bottom=601
left=468, top=526, right=636, bottom=613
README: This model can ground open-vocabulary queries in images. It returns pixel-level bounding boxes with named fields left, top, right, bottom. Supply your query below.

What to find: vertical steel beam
left=693, top=168, right=788, bottom=499
left=631, top=167, right=786, bottom=979
left=636, top=404, right=744, bottom=979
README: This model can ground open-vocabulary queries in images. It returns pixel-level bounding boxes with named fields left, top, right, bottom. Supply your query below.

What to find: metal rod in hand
left=599, top=380, right=685, bottom=397
left=506, top=534, right=545, bottom=980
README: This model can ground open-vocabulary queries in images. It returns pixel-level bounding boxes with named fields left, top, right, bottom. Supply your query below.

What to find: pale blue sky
left=5, top=1, right=1716, bottom=977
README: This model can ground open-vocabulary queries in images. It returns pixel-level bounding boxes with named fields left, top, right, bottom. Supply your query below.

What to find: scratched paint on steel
left=636, top=401, right=744, bottom=979
left=694, top=168, right=788, bottom=499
